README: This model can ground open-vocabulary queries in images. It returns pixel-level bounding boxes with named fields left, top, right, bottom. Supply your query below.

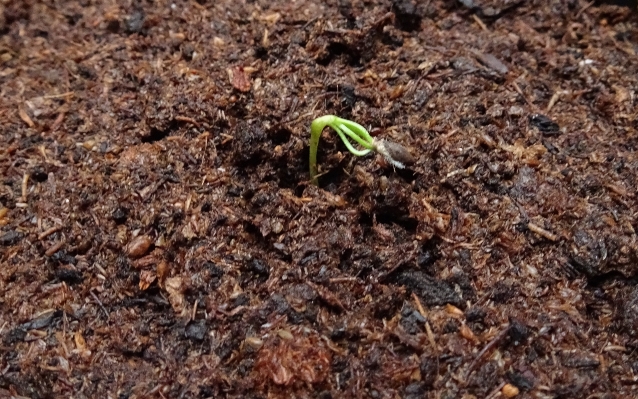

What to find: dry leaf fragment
left=165, top=276, right=185, bottom=313
left=74, top=331, right=86, bottom=351
left=273, top=363, right=293, bottom=385
left=227, top=66, right=251, bottom=92
left=19, top=107, right=35, bottom=127
left=181, top=223, right=197, bottom=239
left=213, top=37, right=224, bottom=47
left=139, top=269, right=156, bottom=290
left=446, top=304, right=464, bottom=318
left=502, top=383, right=520, bottom=398
left=157, top=260, right=169, bottom=288
left=500, top=139, right=547, bottom=164
left=389, top=85, right=405, bottom=100
left=255, top=331, right=331, bottom=386
left=73, top=330, right=91, bottom=359
left=614, top=85, right=629, bottom=103
left=460, top=323, right=478, bottom=342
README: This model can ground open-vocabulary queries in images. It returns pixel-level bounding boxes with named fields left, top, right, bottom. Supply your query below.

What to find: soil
left=1, top=0, right=638, bottom=398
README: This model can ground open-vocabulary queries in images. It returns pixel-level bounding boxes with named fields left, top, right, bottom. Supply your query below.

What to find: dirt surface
left=1, top=0, right=638, bottom=397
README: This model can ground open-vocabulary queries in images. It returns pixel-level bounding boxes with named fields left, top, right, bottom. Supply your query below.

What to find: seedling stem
left=309, top=115, right=375, bottom=185
left=309, top=115, right=415, bottom=186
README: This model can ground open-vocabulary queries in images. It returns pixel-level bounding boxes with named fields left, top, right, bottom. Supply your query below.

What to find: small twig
left=471, top=14, right=488, bottom=32
left=312, top=91, right=342, bottom=101
left=527, top=222, right=558, bottom=242
left=143, top=385, right=162, bottom=397
left=39, top=225, right=62, bottom=240
left=301, top=17, right=319, bottom=30
left=605, top=182, right=632, bottom=197
left=485, top=382, right=507, bottom=399
left=220, top=133, right=234, bottom=145
left=45, top=240, right=65, bottom=256
left=511, top=81, right=534, bottom=108
left=379, top=260, right=405, bottom=282
left=329, top=277, right=358, bottom=283
left=371, top=12, right=394, bottom=30
left=576, top=0, right=595, bottom=18
left=191, top=299, right=198, bottom=321
left=308, top=282, right=347, bottom=312
left=50, top=112, right=66, bottom=132
left=465, top=325, right=510, bottom=380
left=90, top=290, right=110, bottom=320
left=546, top=91, right=561, bottom=113
left=42, top=91, right=75, bottom=99
left=603, top=345, right=627, bottom=352
left=412, top=292, right=427, bottom=318
left=21, top=173, right=29, bottom=202
left=281, top=111, right=313, bottom=126
left=425, top=321, right=437, bottom=353
left=175, top=115, right=200, bottom=127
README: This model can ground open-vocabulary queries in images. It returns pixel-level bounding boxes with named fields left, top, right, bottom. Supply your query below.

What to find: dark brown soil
left=1, top=0, right=638, bottom=398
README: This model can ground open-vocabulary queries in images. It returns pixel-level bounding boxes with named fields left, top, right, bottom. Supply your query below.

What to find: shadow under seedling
left=309, top=115, right=416, bottom=186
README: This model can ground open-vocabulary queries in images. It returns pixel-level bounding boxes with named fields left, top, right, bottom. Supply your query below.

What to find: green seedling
left=309, top=115, right=415, bottom=185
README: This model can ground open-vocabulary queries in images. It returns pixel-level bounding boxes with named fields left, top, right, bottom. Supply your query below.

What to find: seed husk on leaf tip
left=373, top=139, right=416, bottom=169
